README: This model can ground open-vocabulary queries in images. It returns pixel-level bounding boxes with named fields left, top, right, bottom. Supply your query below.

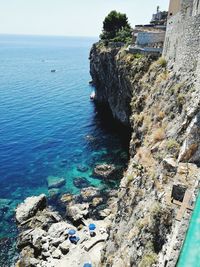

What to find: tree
left=100, top=11, right=132, bottom=42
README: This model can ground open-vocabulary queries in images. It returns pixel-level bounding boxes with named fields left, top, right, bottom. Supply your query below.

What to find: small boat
left=51, top=69, right=56, bottom=73
left=90, top=91, right=95, bottom=100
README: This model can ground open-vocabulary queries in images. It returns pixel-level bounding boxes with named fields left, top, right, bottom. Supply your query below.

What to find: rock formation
left=90, top=41, right=200, bottom=266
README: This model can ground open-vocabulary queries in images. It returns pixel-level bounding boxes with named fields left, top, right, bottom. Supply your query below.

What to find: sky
left=0, top=0, right=169, bottom=37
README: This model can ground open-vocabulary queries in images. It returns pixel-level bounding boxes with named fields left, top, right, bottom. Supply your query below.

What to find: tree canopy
left=100, top=11, right=132, bottom=43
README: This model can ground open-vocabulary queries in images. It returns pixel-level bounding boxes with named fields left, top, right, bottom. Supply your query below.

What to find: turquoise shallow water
left=177, top=192, right=200, bottom=267
left=0, top=35, right=129, bottom=265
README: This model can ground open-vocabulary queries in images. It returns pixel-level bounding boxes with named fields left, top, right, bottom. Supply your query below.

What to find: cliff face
left=90, top=43, right=153, bottom=126
left=90, top=43, right=200, bottom=267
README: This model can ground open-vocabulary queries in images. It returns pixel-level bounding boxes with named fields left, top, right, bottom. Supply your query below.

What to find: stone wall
left=163, top=0, right=200, bottom=77
left=168, top=0, right=181, bottom=16
left=136, top=31, right=166, bottom=47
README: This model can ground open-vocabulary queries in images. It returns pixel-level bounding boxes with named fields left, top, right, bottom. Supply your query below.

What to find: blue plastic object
left=89, top=223, right=96, bottom=231
left=83, top=264, right=92, bottom=267
left=68, top=229, right=76, bottom=235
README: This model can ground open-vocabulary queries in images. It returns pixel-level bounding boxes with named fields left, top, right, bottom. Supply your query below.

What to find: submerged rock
left=47, top=176, right=66, bottom=189
left=15, top=194, right=46, bottom=224
left=93, top=164, right=116, bottom=179
left=77, top=165, right=89, bottom=172
left=73, top=177, right=90, bottom=189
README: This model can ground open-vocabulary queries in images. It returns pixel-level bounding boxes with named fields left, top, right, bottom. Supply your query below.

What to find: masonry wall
left=163, top=0, right=200, bottom=77
left=168, top=0, right=181, bottom=16
left=136, top=31, right=166, bottom=47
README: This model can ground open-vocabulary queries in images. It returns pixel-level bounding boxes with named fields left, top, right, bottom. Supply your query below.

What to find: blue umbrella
left=89, top=223, right=96, bottom=231
left=68, top=229, right=76, bottom=235
left=83, top=264, right=92, bottom=267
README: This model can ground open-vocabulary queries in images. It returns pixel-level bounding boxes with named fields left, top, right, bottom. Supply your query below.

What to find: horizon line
left=0, top=33, right=99, bottom=39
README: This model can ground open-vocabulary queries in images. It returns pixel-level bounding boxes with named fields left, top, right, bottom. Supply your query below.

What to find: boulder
left=163, top=157, right=177, bottom=172
left=32, top=228, right=47, bottom=251
left=99, top=208, right=111, bottom=219
left=67, top=203, right=89, bottom=222
left=77, top=165, right=89, bottom=172
left=93, top=164, right=116, bottom=179
left=178, top=112, right=200, bottom=164
left=73, top=177, right=90, bottom=189
left=80, top=187, right=100, bottom=202
left=47, top=176, right=66, bottom=189
left=16, top=194, right=47, bottom=224
left=59, top=240, right=70, bottom=254
left=48, top=222, right=72, bottom=239
left=17, top=229, right=33, bottom=249
left=60, top=193, right=74, bottom=203
left=92, top=197, right=104, bottom=207
left=52, top=248, right=62, bottom=259
left=51, top=236, right=66, bottom=247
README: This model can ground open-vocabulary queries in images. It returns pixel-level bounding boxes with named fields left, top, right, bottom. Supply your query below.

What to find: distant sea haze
left=0, top=34, right=129, bottom=265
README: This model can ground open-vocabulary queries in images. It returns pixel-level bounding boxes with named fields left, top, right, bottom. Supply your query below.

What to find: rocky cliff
left=90, top=43, right=154, bottom=126
left=90, top=42, right=200, bottom=267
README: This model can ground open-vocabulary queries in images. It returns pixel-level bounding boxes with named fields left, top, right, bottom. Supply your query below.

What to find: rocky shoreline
left=15, top=184, right=119, bottom=267
left=14, top=38, right=200, bottom=266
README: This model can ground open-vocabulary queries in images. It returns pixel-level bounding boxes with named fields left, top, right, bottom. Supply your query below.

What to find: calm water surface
left=0, top=35, right=129, bottom=265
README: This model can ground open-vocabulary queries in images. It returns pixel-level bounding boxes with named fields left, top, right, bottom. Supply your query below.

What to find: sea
left=0, top=34, right=130, bottom=265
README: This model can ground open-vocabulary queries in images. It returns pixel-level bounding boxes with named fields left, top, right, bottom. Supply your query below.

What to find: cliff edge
left=90, top=41, right=200, bottom=267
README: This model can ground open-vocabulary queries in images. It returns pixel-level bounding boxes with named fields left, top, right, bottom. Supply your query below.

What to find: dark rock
left=171, top=184, right=187, bottom=202
left=77, top=165, right=89, bottom=172
left=73, top=177, right=90, bottom=189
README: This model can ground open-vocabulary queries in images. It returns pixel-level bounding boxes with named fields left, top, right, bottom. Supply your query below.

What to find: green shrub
left=157, top=57, right=167, bottom=68
left=166, top=139, right=180, bottom=157
left=139, top=252, right=157, bottom=267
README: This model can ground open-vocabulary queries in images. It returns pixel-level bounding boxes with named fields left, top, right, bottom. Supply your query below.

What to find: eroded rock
left=16, top=194, right=47, bottom=224
left=47, top=176, right=66, bottom=189
left=93, top=164, right=116, bottom=179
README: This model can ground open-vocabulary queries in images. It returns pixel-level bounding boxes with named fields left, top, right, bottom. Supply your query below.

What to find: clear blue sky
left=0, top=0, right=169, bottom=36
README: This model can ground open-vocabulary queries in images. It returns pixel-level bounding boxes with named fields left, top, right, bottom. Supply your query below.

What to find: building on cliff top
left=127, top=6, right=168, bottom=56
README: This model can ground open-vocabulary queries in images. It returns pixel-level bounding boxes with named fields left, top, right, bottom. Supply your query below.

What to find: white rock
left=48, top=222, right=72, bottom=238
left=15, top=194, right=47, bottom=224
left=59, top=240, right=70, bottom=254
left=52, top=248, right=61, bottom=259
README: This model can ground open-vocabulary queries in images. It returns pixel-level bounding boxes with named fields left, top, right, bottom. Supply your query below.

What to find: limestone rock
left=47, top=176, right=66, bottom=189
left=48, top=222, right=71, bottom=239
left=178, top=112, right=200, bottom=164
left=60, top=193, right=74, bottom=203
left=52, top=248, right=62, bottom=259
left=67, top=203, right=89, bottom=222
left=51, top=236, right=66, bottom=247
left=163, top=157, right=177, bottom=172
left=93, top=164, right=116, bottom=179
left=32, top=228, right=47, bottom=250
left=80, top=187, right=100, bottom=202
left=15, top=194, right=47, bottom=224
left=59, top=240, right=70, bottom=254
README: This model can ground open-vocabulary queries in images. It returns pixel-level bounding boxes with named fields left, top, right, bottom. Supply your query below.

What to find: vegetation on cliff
left=100, top=10, right=132, bottom=44
left=90, top=42, right=200, bottom=266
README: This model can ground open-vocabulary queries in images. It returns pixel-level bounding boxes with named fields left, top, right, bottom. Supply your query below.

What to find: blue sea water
left=0, top=35, right=129, bottom=265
